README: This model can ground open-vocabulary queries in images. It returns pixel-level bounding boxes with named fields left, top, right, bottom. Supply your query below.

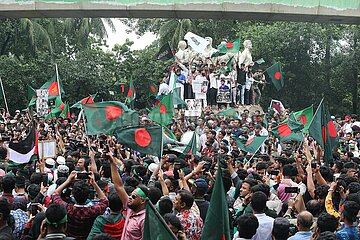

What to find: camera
left=284, top=187, right=299, bottom=194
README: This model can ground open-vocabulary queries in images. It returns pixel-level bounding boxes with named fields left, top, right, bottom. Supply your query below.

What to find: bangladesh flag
left=271, top=113, right=304, bottom=142
left=27, top=85, right=36, bottom=101
left=45, top=96, right=65, bottom=119
left=201, top=165, right=231, bottom=240
left=125, top=79, right=136, bottom=104
left=173, top=89, right=187, bottom=109
left=114, top=125, right=163, bottom=157
left=217, top=38, right=241, bottom=54
left=234, top=136, right=267, bottom=153
left=308, top=99, right=338, bottom=163
left=148, top=81, right=158, bottom=96
left=153, top=42, right=174, bottom=61
left=28, top=97, right=37, bottom=107
left=293, top=105, right=313, bottom=132
left=163, top=126, right=177, bottom=141
left=148, top=94, right=175, bottom=126
left=83, top=101, right=139, bottom=136
left=265, top=62, right=284, bottom=91
left=59, top=103, right=70, bottom=119
left=143, top=202, right=177, bottom=240
left=214, top=108, right=239, bottom=118
left=71, top=93, right=96, bottom=108
left=40, top=74, right=65, bottom=99
left=182, top=132, right=197, bottom=156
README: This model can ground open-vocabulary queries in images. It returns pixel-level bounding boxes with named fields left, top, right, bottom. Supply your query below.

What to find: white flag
left=184, top=32, right=208, bottom=54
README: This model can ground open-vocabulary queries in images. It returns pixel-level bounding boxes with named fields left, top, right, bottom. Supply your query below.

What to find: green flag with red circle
left=182, top=132, right=197, bottom=157
left=125, top=79, right=136, bottom=104
left=83, top=101, right=139, bottom=135
left=308, top=98, right=338, bottom=163
left=234, top=136, right=267, bottom=153
left=271, top=113, right=304, bottom=142
left=148, top=81, right=158, bottom=97
left=148, top=93, right=175, bottom=126
left=114, top=125, right=163, bottom=157
left=217, top=38, right=241, bottom=54
left=281, top=105, right=313, bottom=132
left=40, top=73, right=65, bottom=100
left=201, top=165, right=231, bottom=240
left=265, top=62, right=284, bottom=91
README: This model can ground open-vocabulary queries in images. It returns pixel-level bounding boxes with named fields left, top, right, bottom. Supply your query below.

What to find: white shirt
left=209, top=73, right=218, bottom=88
left=251, top=213, right=274, bottom=240
left=245, top=75, right=254, bottom=90
left=158, top=83, right=169, bottom=95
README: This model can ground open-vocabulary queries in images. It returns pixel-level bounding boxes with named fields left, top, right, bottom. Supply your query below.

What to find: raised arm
left=109, top=153, right=129, bottom=206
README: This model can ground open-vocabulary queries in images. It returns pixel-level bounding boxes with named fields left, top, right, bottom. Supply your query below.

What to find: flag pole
left=55, top=64, right=62, bottom=101
left=0, top=77, right=9, bottom=113
left=307, top=98, right=324, bottom=132
left=244, top=137, right=267, bottom=164
left=80, top=105, right=91, bottom=153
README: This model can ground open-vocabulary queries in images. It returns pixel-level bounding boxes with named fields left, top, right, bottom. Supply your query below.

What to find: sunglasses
left=131, top=194, right=138, bottom=199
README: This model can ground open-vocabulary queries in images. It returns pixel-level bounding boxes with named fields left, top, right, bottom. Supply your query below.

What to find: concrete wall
left=0, top=1, right=359, bottom=24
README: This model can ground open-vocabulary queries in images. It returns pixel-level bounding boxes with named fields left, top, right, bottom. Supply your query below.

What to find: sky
left=104, top=19, right=157, bottom=51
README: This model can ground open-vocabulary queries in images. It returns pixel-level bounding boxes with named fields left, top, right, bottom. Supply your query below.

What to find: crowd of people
left=157, top=39, right=266, bottom=108
left=0, top=102, right=358, bottom=240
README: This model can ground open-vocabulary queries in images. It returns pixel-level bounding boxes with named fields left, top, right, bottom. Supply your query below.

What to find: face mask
left=74, top=167, right=80, bottom=171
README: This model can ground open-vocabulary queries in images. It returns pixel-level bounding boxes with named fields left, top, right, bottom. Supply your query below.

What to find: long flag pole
left=0, top=76, right=9, bottom=113
left=55, top=64, right=62, bottom=101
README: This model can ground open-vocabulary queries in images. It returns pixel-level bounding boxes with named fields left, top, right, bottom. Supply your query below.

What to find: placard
left=192, top=78, right=208, bottom=99
left=185, top=99, right=202, bottom=116
left=217, top=89, right=231, bottom=103
left=36, top=89, right=49, bottom=117
left=38, top=140, right=56, bottom=159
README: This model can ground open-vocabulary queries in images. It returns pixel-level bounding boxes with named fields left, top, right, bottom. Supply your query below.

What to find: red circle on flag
left=127, top=89, right=133, bottom=98
left=322, top=126, right=327, bottom=143
left=327, top=121, right=337, bottom=138
left=245, top=138, right=254, bottom=146
left=278, top=124, right=291, bottom=137
left=105, top=106, right=123, bottom=120
left=48, top=82, right=59, bottom=96
left=150, top=86, right=156, bottom=93
left=59, top=103, right=65, bottom=110
left=159, top=105, right=167, bottom=114
left=226, top=42, right=234, bottom=49
left=274, top=72, right=281, bottom=80
left=297, top=115, right=307, bottom=125
left=134, top=128, right=151, bottom=147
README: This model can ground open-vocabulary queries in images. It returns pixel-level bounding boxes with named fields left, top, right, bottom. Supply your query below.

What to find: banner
left=216, top=89, right=231, bottom=103
left=184, top=32, right=208, bottom=54
left=36, top=89, right=49, bottom=117
left=185, top=99, right=202, bottom=116
left=192, top=78, right=208, bottom=99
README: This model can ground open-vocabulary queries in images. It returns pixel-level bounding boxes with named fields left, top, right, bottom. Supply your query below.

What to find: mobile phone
left=30, top=203, right=40, bottom=215
left=285, top=187, right=299, bottom=194
left=173, top=163, right=181, bottom=180
left=77, top=172, right=91, bottom=180
left=311, top=160, right=317, bottom=169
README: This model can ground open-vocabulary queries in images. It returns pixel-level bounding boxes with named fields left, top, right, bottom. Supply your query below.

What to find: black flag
left=153, top=43, right=174, bottom=61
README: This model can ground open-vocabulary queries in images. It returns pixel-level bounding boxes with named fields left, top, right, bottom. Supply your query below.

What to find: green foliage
left=0, top=18, right=358, bottom=115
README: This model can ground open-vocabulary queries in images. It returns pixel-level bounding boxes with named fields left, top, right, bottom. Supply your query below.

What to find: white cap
left=148, top=163, right=158, bottom=173
left=56, top=156, right=66, bottom=165
left=15, top=110, right=20, bottom=113
left=10, top=119, right=17, bottom=124
left=45, top=158, right=55, bottom=166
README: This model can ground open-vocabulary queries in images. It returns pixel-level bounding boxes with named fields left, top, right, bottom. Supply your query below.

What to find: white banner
left=185, top=99, right=202, bottom=117
left=184, top=32, right=208, bottom=54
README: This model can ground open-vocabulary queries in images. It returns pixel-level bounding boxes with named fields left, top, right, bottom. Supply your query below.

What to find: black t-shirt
left=195, top=198, right=210, bottom=222
left=236, top=65, right=246, bottom=85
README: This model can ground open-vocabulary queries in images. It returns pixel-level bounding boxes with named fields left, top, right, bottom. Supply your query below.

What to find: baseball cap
left=189, top=178, right=209, bottom=194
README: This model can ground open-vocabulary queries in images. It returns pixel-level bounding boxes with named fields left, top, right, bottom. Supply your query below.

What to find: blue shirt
left=336, top=225, right=359, bottom=240
left=288, top=231, right=312, bottom=240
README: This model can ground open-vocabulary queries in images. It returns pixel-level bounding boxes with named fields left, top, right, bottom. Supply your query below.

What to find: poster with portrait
left=36, top=89, right=49, bottom=117
left=216, top=89, right=231, bottom=103
left=185, top=99, right=202, bottom=117
left=192, top=78, right=208, bottom=99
